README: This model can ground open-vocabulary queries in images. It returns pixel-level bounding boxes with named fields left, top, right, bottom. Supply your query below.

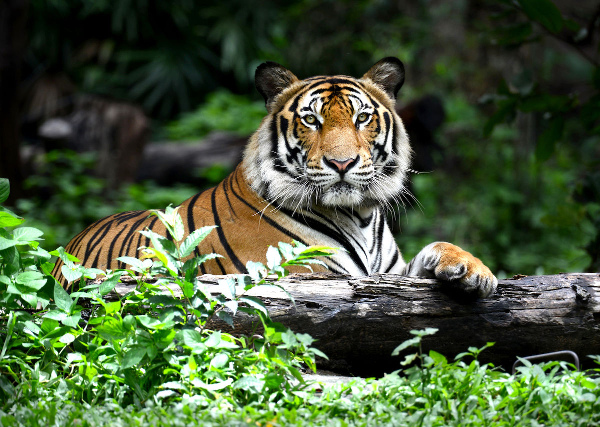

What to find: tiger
left=53, top=57, right=497, bottom=297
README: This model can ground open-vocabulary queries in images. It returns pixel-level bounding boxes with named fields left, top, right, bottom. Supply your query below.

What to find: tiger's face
left=244, top=57, right=412, bottom=211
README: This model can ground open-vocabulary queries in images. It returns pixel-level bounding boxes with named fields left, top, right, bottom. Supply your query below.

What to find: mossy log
left=107, top=272, right=600, bottom=377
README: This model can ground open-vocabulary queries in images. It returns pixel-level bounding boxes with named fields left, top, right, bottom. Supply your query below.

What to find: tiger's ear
left=361, top=57, right=405, bottom=100
left=255, top=61, right=299, bottom=112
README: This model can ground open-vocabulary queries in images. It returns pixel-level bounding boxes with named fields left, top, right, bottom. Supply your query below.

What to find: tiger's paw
left=405, top=242, right=497, bottom=298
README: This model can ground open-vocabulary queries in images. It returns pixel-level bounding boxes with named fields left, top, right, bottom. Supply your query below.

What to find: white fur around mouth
left=320, top=182, right=364, bottom=206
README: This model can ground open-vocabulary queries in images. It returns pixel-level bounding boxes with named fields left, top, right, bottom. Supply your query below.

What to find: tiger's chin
left=319, top=183, right=365, bottom=207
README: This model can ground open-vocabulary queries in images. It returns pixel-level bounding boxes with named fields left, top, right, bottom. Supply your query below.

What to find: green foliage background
left=16, top=0, right=600, bottom=277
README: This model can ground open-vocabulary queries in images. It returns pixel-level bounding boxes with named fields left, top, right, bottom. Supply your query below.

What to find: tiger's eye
left=304, top=114, right=317, bottom=124
left=357, top=112, right=369, bottom=123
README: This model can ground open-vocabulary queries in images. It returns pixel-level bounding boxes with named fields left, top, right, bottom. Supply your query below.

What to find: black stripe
left=215, top=256, right=227, bottom=275
left=120, top=214, right=151, bottom=268
left=270, top=117, right=287, bottom=173
left=105, top=225, right=125, bottom=269
left=91, top=247, right=102, bottom=268
left=356, top=82, right=380, bottom=108
left=385, top=249, right=400, bottom=273
left=223, top=174, right=237, bottom=218
left=186, top=192, right=204, bottom=237
left=281, top=116, right=303, bottom=167
left=211, top=184, right=247, bottom=273
left=69, top=216, right=110, bottom=253
left=372, top=214, right=385, bottom=272
left=85, top=220, right=115, bottom=260
left=282, top=208, right=368, bottom=275
left=230, top=172, right=307, bottom=245
left=114, top=210, right=145, bottom=224
left=306, top=78, right=360, bottom=92
left=310, top=209, right=369, bottom=260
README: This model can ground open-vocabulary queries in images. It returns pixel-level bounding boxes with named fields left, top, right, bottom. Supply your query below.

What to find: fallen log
left=106, top=272, right=600, bottom=377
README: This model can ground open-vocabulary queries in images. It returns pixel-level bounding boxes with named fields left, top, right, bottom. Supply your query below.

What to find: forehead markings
left=286, top=77, right=386, bottom=118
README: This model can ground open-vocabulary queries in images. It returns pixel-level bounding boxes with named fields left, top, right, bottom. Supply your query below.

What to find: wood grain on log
left=105, top=272, right=600, bottom=376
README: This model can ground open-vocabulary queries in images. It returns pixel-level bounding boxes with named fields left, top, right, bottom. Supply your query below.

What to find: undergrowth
left=1, top=177, right=600, bottom=426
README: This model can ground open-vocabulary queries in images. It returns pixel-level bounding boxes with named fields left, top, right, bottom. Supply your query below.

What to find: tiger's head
left=243, top=57, right=412, bottom=211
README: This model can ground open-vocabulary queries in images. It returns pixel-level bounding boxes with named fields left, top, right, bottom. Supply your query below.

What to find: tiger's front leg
left=403, top=242, right=497, bottom=298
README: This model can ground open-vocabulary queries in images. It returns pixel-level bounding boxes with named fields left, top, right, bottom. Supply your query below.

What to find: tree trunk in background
left=0, top=0, right=28, bottom=204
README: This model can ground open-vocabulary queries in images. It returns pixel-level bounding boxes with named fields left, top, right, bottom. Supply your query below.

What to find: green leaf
left=104, top=300, right=122, bottom=315
left=61, top=265, right=82, bottom=283
left=179, top=226, right=217, bottom=258
left=0, top=246, right=20, bottom=275
left=210, top=353, right=229, bottom=369
left=49, top=247, right=80, bottom=266
left=181, top=280, right=195, bottom=299
left=219, top=277, right=236, bottom=300
left=310, top=347, right=328, bottom=360
left=43, top=310, right=67, bottom=322
left=0, top=211, right=24, bottom=228
left=182, top=329, right=207, bottom=354
left=59, top=333, right=76, bottom=345
left=278, top=242, right=294, bottom=261
left=182, top=329, right=204, bottom=346
left=536, top=116, right=564, bottom=161
left=205, top=331, right=222, bottom=348
left=224, top=300, right=238, bottom=315
left=99, top=274, right=122, bottom=296
left=123, top=315, right=136, bottom=332
left=217, top=310, right=234, bottom=327
left=239, top=296, right=268, bottom=315
left=122, top=345, right=147, bottom=369
left=96, top=316, right=127, bottom=340
left=246, top=261, right=266, bottom=282
left=410, top=328, right=439, bottom=337
left=233, top=376, right=264, bottom=391
left=391, top=337, right=421, bottom=356
left=0, top=179, right=9, bottom=204
left=190, top=378, right=233, bottom=391
left=155, top=390, right=178, bottom=399
left=20, top=293, right=38, bottom=307
left=1, top=311, right=17, bottom=359
left=429, top=350, right=448, bottom=366
left=494, top=22, right=533, bottom=47
left=266, top=245, right=282, bottom=270
left=23, top=320, right=41, bottom=336
left=61, top=312, right=81, bottom=328
left=116, top=256, right=147, bottom=272
left=12, top=227, right=44, bottom=242
left=0, top=236, right=18, bottom=251
left=401, top=352, right=418, bottom=366
left=16, top=271, right=47, bottom=291
left=136, top=314, right=172, bottom=330
left=517, top=0, right=563, bottom=34
left=54, top=282, right=74, bottom=312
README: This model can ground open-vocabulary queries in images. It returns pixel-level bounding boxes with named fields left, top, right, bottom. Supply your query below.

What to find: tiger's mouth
left=319, top=181, right=364, bottom=206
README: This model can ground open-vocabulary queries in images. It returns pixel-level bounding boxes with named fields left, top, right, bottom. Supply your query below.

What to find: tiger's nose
left=323, top=156, right=359, bottom=174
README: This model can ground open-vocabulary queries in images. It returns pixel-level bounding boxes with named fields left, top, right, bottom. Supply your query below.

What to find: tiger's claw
left=405, top=242, right=497, bottom=298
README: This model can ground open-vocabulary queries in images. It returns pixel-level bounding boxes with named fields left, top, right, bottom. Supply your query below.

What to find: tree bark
left=108, top=272, right=600, bottom=376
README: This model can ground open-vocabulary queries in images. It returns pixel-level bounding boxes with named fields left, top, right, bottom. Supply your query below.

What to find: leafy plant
left=1, top=185, right=333, bottom=409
